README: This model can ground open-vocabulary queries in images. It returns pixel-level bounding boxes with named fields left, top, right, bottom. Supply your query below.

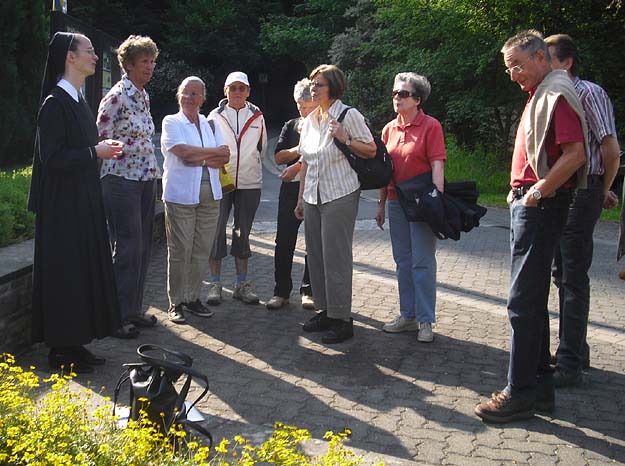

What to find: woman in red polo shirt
left=375, top=72, right=446, bottom=343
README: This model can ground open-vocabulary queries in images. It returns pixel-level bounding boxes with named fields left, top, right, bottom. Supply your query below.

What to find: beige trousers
left=164, top=180, right=220, bottom=306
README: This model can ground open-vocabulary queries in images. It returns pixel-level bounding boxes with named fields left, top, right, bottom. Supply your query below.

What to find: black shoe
left=183, top=300, right=214, bottom=317
left=303, top=310, right=333, bottom=332
left=554, top=369, right=582, bottom=388
left=475, top=391, right=534, bottom=423
left=75, top=346, right=106, bottom=366
left=127, top=314, right=157, bottom=328
left=48, top=349, right=94, bottom=374
left=321, top=319, right=354, bottom=344
left=112, top=323, right=140, bottom=339
left=168, top=304, right=187, bottom=324
left=535, top=374, right=555, bottom=413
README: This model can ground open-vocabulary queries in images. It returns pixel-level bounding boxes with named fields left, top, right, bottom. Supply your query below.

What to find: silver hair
left=176, top=76, right=206, bottom=100
left=293, top=78, right=312, bottom=102
left=394, top=72, right=431, bottom=103
left=501, top=29, right=550, bottom=60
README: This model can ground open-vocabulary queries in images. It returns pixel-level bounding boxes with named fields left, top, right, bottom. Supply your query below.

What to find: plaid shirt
left=574, top=76, right=618, bottom=176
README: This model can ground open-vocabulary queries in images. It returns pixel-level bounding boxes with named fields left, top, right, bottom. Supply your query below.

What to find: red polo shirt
left=511, top=94, right=584, bottom=188
left=382, top=110, right=446, bottom=200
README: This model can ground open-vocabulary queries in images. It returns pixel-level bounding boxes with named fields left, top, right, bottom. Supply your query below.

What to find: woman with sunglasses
left=294, top=64, right=376, bottom=344
left=28, top=32, right=124, bottom=373
left=375, top=72, right=446, bottom=343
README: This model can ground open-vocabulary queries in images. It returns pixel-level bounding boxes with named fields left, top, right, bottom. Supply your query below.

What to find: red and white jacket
left=207, top=99, right=266, bottom=190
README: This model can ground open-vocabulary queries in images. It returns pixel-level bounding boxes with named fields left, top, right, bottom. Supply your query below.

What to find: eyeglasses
left=228, top=85, right=247, bottom=92
left=310, top=81, right=328, bottom=89
left=181, top=92, right=203, bottom=98
left=392, top=90, right=416, bottom=99
left=505, top=56, right=533, bottom=75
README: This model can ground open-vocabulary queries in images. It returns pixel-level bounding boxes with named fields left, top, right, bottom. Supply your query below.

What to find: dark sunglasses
left=392, top=90, right=417, bottom=99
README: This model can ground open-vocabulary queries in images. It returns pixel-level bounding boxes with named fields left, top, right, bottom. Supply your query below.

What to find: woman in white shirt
left=295, top=64, right=376, bottom=343
left=161, top=76, right=230, bottom=323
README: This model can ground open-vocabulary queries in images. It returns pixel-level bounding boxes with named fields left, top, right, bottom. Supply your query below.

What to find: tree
left=0, top=0, right=48, bottom=167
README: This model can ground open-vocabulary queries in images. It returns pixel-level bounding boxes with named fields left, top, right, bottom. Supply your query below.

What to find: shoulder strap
left=336, top=107, right=352, bottom=123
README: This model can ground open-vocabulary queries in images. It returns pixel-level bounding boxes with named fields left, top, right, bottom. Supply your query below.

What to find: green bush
left=0, top=167, right=34, bottom=247
left=0, top=353, right=375, bottom=466
left=444, top=136, right=509, bottom=206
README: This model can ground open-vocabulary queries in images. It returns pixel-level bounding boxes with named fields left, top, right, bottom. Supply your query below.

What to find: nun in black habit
left=29, top=32, right=125, bottom=373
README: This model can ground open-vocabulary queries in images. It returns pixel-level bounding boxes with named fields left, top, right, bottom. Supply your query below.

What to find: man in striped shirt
left=545, top=34, right=621, bottom=387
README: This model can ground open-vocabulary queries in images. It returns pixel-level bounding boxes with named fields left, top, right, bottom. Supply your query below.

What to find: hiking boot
left=475, top=391, right=534, bottom=423
left=303, top=310, right=334, bottom=332
left=266, top=295, right=288, bottom=309
left=183, top=300, right=214, bottom=318
left=301, top=294, right=315, bottom=310
left=383, top=316, right=419, bottom=333
left=233, top=281, right=259, bottom=304
left=205, top=282, right=223, bottom=305
left=322, top=319, right=354, bottom=344
left=168, top=304, right=186, bottom=324
left=417, top=322, right=434, bottom=342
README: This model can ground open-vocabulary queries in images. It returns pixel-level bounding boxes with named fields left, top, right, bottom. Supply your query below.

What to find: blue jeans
left=388, top=200, right=436, bottom=323
left=552, top=178, right=604, bottom=373
left=506, top=194, right=569, bottom=398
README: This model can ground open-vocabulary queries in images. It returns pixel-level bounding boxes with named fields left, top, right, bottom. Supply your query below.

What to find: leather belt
left=511, top=186, right=531, bottom=199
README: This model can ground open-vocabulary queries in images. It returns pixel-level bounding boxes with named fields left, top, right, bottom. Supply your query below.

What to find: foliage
left=0, top=168, right=35, bottom=248
left=0, top=353, right=374, bottom=466
left=0, top=0, right=48, bottom=167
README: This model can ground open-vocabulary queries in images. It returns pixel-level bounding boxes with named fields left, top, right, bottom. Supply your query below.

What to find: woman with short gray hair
left=161, top=76, right=230, bottom=323
left=375, top=72, right=446, bottom=343
left=266, top=78, right=317, bottom=310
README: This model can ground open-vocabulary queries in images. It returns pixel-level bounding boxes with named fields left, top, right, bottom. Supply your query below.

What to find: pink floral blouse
left=97, top=75, right=161, bottom=180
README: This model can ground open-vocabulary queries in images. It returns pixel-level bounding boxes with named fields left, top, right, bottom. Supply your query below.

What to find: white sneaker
left=233, top=281, right=259, bottom=304
left=301, top=294, right=315, bottom=310
left=205, top=282, right=222, bottom=305
left=266, top=295, right=288, bottom=309
left=417, top=322, right=434, bottom=342
left=383, top=316, right=419, bottom=333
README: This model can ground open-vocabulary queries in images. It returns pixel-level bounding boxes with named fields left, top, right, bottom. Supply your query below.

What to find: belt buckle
left=512, top=187, right=526, bottom=199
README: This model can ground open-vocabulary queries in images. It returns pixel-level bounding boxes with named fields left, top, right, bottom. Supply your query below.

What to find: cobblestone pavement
left=22, top=202, right=625, bottom=465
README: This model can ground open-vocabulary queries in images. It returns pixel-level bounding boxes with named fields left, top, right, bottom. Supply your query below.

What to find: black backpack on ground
left=113, top=344, right=213, bottom=448
left=334, top=107, right=393, bottom=191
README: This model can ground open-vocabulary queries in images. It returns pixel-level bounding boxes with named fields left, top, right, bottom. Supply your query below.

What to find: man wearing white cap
left=206, top=71, right=267, bottom=304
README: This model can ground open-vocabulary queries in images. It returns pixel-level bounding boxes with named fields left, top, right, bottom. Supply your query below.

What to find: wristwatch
left=345, top=136, right=352, bottom=146
left=530, top=187, right=542, bottom=201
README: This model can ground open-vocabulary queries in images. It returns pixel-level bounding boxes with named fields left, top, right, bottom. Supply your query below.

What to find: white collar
left=57, top=79, right=80, bottom=102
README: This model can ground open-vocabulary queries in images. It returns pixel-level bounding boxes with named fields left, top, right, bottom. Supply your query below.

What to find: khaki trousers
left=164, top=180, right=220, bottom=306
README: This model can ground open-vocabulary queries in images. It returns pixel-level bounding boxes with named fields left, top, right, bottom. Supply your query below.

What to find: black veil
left=28, top=31, right=76, bottom=213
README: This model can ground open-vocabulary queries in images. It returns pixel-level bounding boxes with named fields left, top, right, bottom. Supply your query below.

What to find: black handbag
left=113, top=344, right=213, bottom=447
left=334, top=107, right=393, bottom=190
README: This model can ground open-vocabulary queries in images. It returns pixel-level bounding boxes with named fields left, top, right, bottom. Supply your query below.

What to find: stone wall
left=0, top=267, right=33, bottom=355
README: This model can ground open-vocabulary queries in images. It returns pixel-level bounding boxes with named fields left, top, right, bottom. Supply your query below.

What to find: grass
left=445, top=137, right=623, bottom=222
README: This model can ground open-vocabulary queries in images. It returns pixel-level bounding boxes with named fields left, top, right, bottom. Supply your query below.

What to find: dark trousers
left=552, top=177, right=604, bottom=373
left=101, top=175, right=156, bottom=322
left=507, top=193, right=569, bottom=398
left=273, top=182, right=311, bottom=298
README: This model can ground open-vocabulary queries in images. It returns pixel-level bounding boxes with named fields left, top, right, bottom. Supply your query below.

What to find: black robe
left=31, top=86, right=120, bottom=346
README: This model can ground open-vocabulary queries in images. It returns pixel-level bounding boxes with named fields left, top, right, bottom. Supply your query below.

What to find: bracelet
left=377, top=199, right=385, bottom=204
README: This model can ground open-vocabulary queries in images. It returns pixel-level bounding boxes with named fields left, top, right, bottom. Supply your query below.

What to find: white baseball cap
left=224, top=71, right=250, bottom=87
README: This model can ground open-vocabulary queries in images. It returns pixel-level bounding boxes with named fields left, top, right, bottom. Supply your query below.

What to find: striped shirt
left=573, top=76, right=618, bottom=176
left=299, top=100, right=373, bottom=204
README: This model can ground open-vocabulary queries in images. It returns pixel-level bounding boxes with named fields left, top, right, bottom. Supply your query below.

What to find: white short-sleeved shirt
left=298, top=100, right=373, bottom=204
left=161, top=111, right=223, bottom=204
